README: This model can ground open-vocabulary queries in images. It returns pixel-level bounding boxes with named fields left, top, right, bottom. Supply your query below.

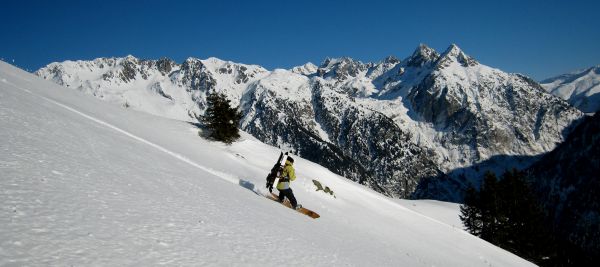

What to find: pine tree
left=202, top=91, right=242, bottom=144
left=460, top=184, right=482, bottom=236
left=496, top=169, right=555, bottom=264
left=479, top=171, right=500, bottom=243
left=459, top=169, right=556, bottom=265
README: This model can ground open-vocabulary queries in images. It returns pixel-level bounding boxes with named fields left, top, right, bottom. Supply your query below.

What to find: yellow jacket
left=277, top=160, right=296, bottom=190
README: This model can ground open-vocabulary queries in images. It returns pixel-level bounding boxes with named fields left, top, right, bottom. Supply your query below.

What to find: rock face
left=240, top=71, right=442, bottom=197
left=405, top=47, right=582, bottom=200
left=526, top=112, right=600, bottom=262
left=541, top=65, right=600, bottom=113
left=35, top=44, right=582, bottom=200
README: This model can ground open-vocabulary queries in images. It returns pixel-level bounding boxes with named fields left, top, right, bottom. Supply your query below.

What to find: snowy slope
left=541, top=65, right=600, bottom=113
left=0, top=61, right=535, bottom=266
left=395, top=199, right=463, bottom=229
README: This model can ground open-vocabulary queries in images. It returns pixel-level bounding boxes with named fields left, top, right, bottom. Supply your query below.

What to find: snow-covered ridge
left=36, top=56, right=269, bottom=121
left=35, top=44, right=583, bottom=201
left=2, top=60, right=536, bottom=266
left=291, top=62, right=318, bottom=76
left=541, top=65, right=600, bottom=113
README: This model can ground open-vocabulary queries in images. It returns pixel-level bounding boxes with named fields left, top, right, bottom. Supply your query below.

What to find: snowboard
left=265, top=152, right=286, bottom=193
left=267, top=193, right=320, bottom=219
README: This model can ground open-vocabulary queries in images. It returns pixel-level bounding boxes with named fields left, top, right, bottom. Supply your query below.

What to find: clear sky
left=1, top=0, right=599, bottom=79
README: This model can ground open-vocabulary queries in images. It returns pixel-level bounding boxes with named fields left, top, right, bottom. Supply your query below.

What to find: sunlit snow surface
left=0, top=61, right=534, bottom=266
left=541, top=65, right=600, bottom=113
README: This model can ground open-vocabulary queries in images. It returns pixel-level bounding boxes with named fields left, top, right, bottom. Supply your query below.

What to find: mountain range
left=541, top=65, right=600, bottom=113
left=35, top=44, right=584, bottom=201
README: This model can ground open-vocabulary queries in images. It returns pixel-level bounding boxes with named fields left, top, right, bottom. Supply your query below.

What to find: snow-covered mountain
left=35, top=56, right=269, bottom=121
left=1, top=60, right=536, bottom=266
left=35, top=44, right=583, bottom=200
left=541, top=65, right=600, bottom=113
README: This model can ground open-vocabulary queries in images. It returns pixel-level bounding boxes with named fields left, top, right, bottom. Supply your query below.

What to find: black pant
left=278, top=188, right=298, bottom=208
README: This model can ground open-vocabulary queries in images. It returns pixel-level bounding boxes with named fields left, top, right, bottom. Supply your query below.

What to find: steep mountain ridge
left=37, top=56, right=268, bottom=121
left=35, top=44, right=583, bottom=200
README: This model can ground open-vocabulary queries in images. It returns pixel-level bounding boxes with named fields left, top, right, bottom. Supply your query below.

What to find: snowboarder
left=277, top=157, right=301, bottom=210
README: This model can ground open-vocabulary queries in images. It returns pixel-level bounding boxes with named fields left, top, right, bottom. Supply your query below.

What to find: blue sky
left=1, top=0, right=598, bottom=79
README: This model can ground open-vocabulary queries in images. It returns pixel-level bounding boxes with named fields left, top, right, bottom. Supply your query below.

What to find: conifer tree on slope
left=203, top=91, right=242, bottom=144
left=460, top=184, right=482, bottom=236
left=459, top=170, right=555, bottom=265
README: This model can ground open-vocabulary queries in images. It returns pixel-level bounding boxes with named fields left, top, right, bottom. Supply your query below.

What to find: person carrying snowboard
left=277, top=157, right=301, bottom=210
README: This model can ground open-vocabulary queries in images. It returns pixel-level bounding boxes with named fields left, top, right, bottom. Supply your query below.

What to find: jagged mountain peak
left=319, top=56, right=362, bottom=68
left=582, top=65, right=600, bottom=78
left=317, top=57, right=369, bottom=80
left=443, top=44, right=462, bottom=56
left=184, top=56, right=199, bottom=62
left=406, top=43, right=440, bottom=67
left=436, top=44, right=478, bottom=68
left=156, top=57, right=175, bottom=75
left=182, top=56, right=203, bottom=66
left=415, top=43, right=435, bottom=53
left=382, top=55, right=401, bottom=64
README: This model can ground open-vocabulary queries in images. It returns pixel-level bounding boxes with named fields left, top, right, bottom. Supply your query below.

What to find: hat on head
left=287, top=156, right=294, bottom=163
